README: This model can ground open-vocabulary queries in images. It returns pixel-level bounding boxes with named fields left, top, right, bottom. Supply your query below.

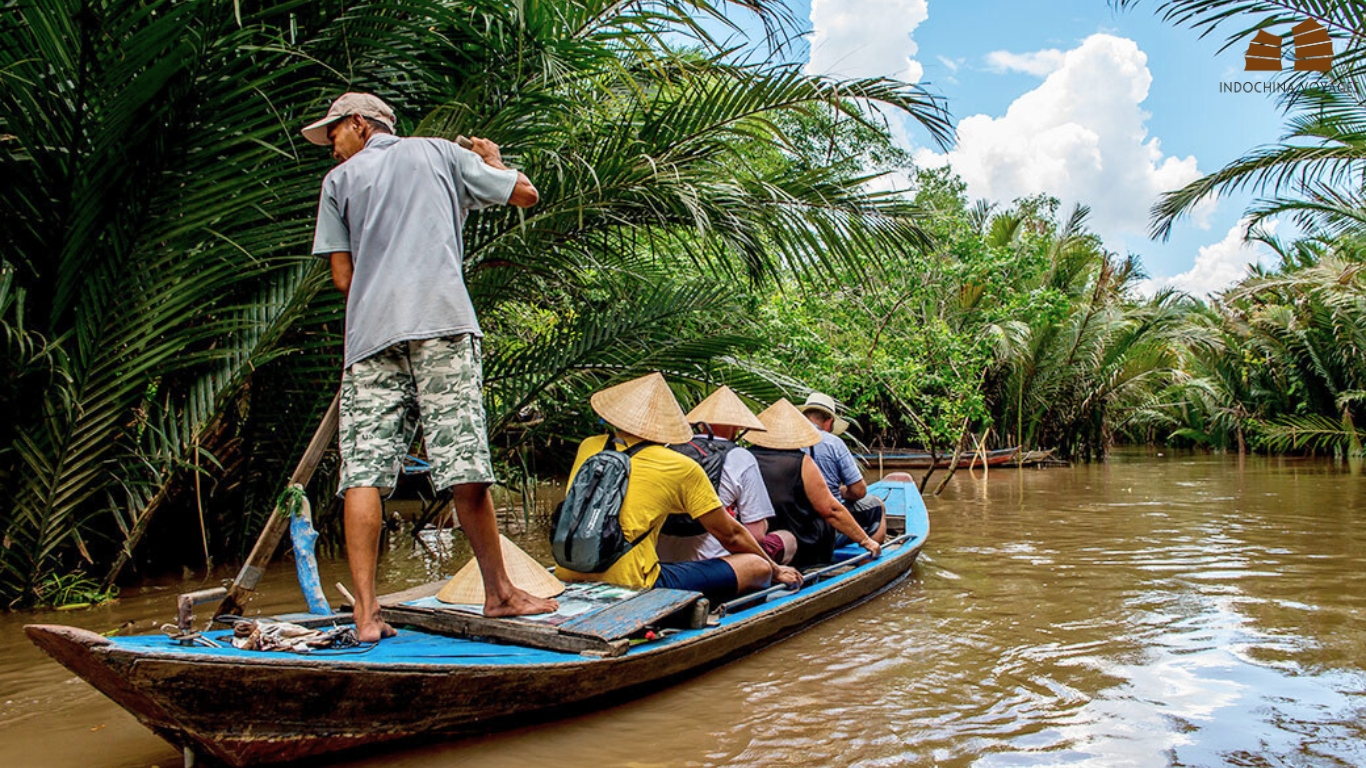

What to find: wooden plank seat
left=381, top=585, right=702, bottom=658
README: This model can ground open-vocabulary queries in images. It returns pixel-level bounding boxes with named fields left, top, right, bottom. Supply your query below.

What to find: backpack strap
left=601, top=428, right=656, bottom=457
left=619, top=439, right=658, bottom=554
left=624, top=524, right=652, bottom=550
left=601, top=428, right=627, bottom=454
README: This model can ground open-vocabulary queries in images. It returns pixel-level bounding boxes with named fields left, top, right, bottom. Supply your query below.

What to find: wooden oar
left=716, top=533, right=915, bottom=618
left=215, top=391, right=341, bottom=619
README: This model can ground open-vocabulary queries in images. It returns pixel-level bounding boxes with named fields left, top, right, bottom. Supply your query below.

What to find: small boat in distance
left=26, top=477, right=930, bottom=767
left=856, top=446, right=1021, bottom=470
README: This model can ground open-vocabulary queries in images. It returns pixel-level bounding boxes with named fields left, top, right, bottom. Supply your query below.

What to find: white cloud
left=985, top=48, right=1066, bottom=77
left=936, top=55, right=964, bottom=74
left=806, top=0, right=932, bottom=194
left=914, top=34, right=1208, bottom=246
left=807, top=0, right=928, bottom=84
left=1139, top=218, right=1278, bottom=298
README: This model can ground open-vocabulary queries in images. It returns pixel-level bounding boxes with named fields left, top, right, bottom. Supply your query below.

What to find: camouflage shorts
left=338, top=334, right=497, bottom=493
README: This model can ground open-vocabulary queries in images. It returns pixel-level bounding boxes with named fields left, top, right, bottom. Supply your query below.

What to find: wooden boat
left=1006, top=448, right=1065, bottom=468
left=856, top=446, right=1020, bottom=470
left=26, top=477, right=930, bottom=767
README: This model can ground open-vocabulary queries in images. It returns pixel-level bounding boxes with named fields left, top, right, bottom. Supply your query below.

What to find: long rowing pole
left=716, top=532, right=916, bottom=618
left=214, top=391, right=341, bottom=619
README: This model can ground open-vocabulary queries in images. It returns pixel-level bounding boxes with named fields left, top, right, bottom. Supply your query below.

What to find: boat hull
left=28, top=480, right=929, bottom=766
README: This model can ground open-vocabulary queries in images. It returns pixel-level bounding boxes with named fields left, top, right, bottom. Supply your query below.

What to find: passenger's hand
left=773, top=564, right=803, bottom=588
left=860, top=538, right=882, bottom=559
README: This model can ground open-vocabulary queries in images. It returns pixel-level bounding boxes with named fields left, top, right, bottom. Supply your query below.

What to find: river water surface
left=3, top=452, right=1364, bottom=767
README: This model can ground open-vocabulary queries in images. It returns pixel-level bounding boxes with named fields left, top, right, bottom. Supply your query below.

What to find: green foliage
left=1119, top=0, right=1366, bottom=456
left=0, top=0, right=338, bottom=606
left=0, top=0, right=951, bottom=605
left=746, top=164, right=1187, bottom=463
left=1207, top=250, right=1366, bottom=454
left=36, top=572, right=118, bottom=610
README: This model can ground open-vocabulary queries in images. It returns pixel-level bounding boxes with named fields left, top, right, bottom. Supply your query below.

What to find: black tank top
left=749, top=446, right=835, bottom=567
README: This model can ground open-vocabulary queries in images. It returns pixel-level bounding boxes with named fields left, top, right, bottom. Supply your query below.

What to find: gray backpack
left=551, top=437, right=656, bottom=573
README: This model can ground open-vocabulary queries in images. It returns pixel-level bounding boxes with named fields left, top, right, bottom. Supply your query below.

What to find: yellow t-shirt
left=557, top=434, right=723, bottom=589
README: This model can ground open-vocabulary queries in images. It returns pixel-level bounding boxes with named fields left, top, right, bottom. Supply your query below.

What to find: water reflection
left=2, top=452, right=1364, bottom=767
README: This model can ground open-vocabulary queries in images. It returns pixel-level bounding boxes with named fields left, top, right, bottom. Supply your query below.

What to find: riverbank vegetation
left=2, top=0, right=1363, bottom=606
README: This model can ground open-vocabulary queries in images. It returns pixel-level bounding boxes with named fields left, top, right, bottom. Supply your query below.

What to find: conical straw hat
left=745, top=398, right=823, bottom=450
left=590, top=372, right=693, bottom=444
left=685, top=386, right=766, bottom=431
left=436, top=534, right=565, bottom=604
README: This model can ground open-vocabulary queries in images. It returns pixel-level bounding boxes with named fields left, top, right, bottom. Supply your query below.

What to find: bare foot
left=484, top=587, right=559, bottom=618
left=355, top=617, right=398, bottom=643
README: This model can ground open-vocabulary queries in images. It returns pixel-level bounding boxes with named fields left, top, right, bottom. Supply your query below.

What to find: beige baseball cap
left=301, top=92, right=397, bottom=146
left=801, top=392, right=850, bottom=436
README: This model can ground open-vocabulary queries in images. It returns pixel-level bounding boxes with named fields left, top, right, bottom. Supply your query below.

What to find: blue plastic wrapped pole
left=282, top=484, right=331, bottom=615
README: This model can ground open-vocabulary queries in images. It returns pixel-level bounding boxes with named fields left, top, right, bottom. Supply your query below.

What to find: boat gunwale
left=30, top=531, right=925, bottom=675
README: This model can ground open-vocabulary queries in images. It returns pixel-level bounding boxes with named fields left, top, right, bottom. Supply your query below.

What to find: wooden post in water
left=216, top=391, right=340, bottom=619
left=976, top=428, right=991, bottom=480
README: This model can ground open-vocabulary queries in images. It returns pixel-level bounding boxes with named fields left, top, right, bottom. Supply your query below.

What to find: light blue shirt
left=312, top=134, right=518, bottom=368
left=806, top=430, right=862, bottom=502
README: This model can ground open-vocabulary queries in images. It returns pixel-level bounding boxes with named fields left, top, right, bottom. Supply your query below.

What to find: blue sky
left=719, top=0, right=1304, bottom=295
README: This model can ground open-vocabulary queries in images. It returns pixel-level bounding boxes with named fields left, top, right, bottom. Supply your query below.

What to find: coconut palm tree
left=1225, top=249, right=1366, bottom=454
left=0, top=0, right=345, bottom=606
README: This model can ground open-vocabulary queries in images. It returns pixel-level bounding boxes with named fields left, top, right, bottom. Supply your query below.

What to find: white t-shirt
left=655, top=438, right=776, bottom=562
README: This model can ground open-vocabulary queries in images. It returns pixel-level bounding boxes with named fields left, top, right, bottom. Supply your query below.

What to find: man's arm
left=835, top=442, right=867, bottom=501
left=731, top=457, right=775, bottom=542
left=468, top=136, right=538, bottom=208
left=330, top=252, right=354, bottom=298
left=742, top=519, right=768, bottom=540
left=698, top=508, right=802, bottom=586
left=507, top=173, right=538, bottom=208
left=842, top=478, right=868, bottom=502
left=802, top=456, right=880, bottom=557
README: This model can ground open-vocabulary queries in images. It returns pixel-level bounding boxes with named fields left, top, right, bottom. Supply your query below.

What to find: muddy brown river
left=3, top=451, right=1364, bottom=767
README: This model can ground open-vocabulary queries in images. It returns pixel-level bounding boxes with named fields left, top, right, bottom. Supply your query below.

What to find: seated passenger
left=800, top=392, right=888, bottom=549
left=556, top=373, right=802, bottom=603
left=747, top=399, right=883, bottom=568
left=656, top=386, right=797, bottom=566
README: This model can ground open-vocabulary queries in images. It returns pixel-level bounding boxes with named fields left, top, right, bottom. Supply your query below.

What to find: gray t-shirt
left=312, top=134, right=518, bottom=368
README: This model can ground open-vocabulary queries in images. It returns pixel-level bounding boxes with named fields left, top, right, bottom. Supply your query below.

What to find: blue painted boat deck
left=106, top=480, right=928, bottom=668
left=108, top=541, right=909, bottom=666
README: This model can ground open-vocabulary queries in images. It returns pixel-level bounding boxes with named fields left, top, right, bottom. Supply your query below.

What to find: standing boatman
left=304, top=92, right=557, bottom=641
